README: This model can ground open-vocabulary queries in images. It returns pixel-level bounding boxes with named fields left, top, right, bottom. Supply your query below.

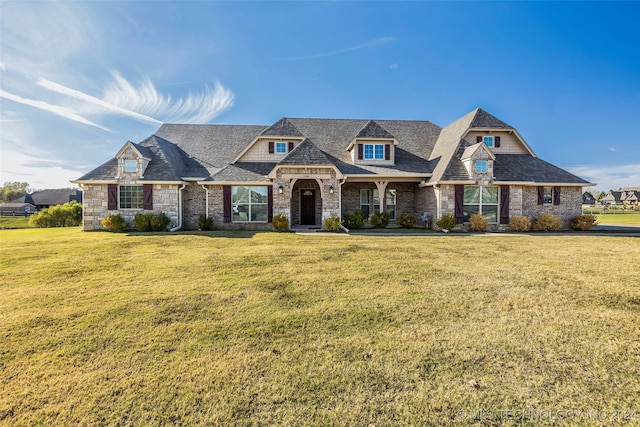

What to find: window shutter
left=288, top=142, right=294, bottom=152
left=358, top=144, right=363, bottom=160
left=454, top=185, right=464, bottom=224
left=268, top=185, right=274, bottom=222
left=495, top=136, right=501, bottom=147
left=108, top=184, right=118, bottom=210
left=500, top=185, right=510, bottom=224
left=553, top=187, right=561, bottom=205
left=537, top=187, right=544, bottom=205
left=476, top=136, right=482, bottom=143
left=268, top=141, right=274, bottom=154
left=385, top=144, right=390, bottom=160
left=143, top=184, right=153, bottom=210
left=223, top=186, right=231, bottom=223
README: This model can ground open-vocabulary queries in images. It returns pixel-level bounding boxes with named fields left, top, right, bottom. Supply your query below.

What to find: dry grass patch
left=1, top=229, right=639, bottom=425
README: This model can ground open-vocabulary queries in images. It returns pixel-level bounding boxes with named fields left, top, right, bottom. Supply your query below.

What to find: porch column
left=320, top=177, right=340, bottom=220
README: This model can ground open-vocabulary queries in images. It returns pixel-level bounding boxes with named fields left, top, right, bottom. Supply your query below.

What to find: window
left=373, top=189, right=381, bottom=213
left=463, top=186, right=498, bottom=222
left=232, top=186, right=268, bottom=222
left=483, top=136, right=494, bottom=147
left=275, top=142, right=287, bottom=153
left=364, top=144, right=385, bottom=160
left=120, top=185, right=143, bottom=209
left=543, top=187, right=554, bottom=205
left=385, top=189, right=396, bottom=220
left=124, top=159, right=137, bottom=173
left=475, top=160, right=487, bottom=173
left=360, top=189, right=370, bottom=218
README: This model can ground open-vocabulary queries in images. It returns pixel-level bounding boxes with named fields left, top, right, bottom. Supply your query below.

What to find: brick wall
left=522, top=186, right=582, bottom=228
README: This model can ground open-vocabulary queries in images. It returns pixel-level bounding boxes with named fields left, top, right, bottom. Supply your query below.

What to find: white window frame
left=543, top=187, right=554, bottom=205
left=483, top=136, right=494, bottom=147
left=124, top=159, right=137, bottom=173
left=232, top=186, right=269, bottom=223
left=385, top=189, right=396, bottom=220
left=119, top=185, right=143, bottom=209
left=364, top=144, right=385, bottom=160
left=475, top=160, right=488, bottom=173
left=360, top=189, right=370, bottom=218
left=275, top=142, right=287, bottom=153
left=463, top=186, right=499, bottom=222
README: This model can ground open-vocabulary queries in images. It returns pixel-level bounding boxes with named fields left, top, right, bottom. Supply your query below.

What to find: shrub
left=397, top=212, right=416, bottom=228
left=509, top=216, right=531, bottom=232
left=469, top=214, right=489, bottom=231
left=198, top=214, right=214, bottom=231
left=323, top=215, right=342, bottom=232
left=342, top=210, right=366, bottom=229
left=571, top=214, right=598, bottom=231
left=133, top=212, right=154, bottom=231
left=533, top=213, right=562, bottom=231
left=369, top=211, right=390, bottom=228
left=272, top=213, right=289, bottom=231
left=101, top=214, right=129, bottom=232
left=436, top=214, right=456, bottom=231
left=28, top=201, right=82, bottom=228
left=151, top=213, right=171, bottom=231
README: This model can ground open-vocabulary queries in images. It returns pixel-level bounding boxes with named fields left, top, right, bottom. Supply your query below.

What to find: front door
left=301, top=190, right=316, bottom=225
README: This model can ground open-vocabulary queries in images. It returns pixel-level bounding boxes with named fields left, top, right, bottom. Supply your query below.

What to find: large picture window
left=232, top=186, right=268, bottom=222
left=464, top=186, right=498, bottom=222
left=120, top=185, right=143, bottom=209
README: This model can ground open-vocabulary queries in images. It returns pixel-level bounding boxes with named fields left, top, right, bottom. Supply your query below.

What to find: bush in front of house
left=469, top=213, right=489, bottom=231
left=342, top=210, right=366, bottom=229
left=151, top=213, right=171, bottom=231
left=509, top=216, right=531, bottom=232
left=397, top=212, right=417, bottom=228
left=436, top=214, right=456, bottom=231
left=101, top=214, right=129, bottom=232
left=272, top=214, right=289, bottom=231
left=369, top=211, right=390, bottom=228
left=29, top=201, right=82, bottom=228
left=198, top=214, right=214, bottom=231
left=533, top=213, right=562, bottom=231
left=323, top=215, right=342, bottom=232
left=571, top=214, right=598, bottom=231
left=133, top=212, right=154, bottom=231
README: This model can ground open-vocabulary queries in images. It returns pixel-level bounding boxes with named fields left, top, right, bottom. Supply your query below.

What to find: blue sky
left=1, top=1, right=638, bottom=193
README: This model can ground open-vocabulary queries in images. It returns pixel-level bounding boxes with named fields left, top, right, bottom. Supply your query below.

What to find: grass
left=582, top=206, right=640, bottom=226
left=1, top=228, right=639, bottom=425
left=0, top=217, right=33, bottom=229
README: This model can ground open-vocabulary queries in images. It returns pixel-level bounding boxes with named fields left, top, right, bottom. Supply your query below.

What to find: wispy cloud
left=38, top=78, right=163, bottom=125
left=279, top=37, right=396, bottom=60
left=568, top=164, right=640, bottom=191
left=0, top=89, right=110, bottom=131
left=102, top=72, right=234, bottom=123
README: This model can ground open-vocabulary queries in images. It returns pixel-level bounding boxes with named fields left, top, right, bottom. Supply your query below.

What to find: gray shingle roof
left=260, top=118, right=303, bottom=137
left=211, top=162, right=276, bottom=182
left=493, top=155, right=590, bottom=184
left=469, top=108, right=513, bottom=129
left=356, top=120, right=395, bottom=139
left=13, top=189, right=81, bottom=206
left=278, top=138, right=333, bottom=166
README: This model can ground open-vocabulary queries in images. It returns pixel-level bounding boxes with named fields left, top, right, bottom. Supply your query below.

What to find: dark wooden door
left=301, top=190, right=315, bottom=225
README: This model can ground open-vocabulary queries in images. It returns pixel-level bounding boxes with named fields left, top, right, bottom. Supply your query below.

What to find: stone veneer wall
left=521, top=186, right=582, bottom=228
left=81, top=183, right=180, bottom=231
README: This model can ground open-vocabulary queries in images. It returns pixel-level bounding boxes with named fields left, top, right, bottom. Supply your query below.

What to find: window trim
left=275, top=142, right=287, bottom=153
left=385, top=189, right=396, bottom=220
left=231, top=185, right=269, bottom=223
left=543, top=186, right=554, bottom=205
left=483, top=136, right=494, bottom=147
left=463, top=185, right=499, bottom=223
left=124, top=159, right=137, bottom=173
left=363, top=143, right=385, bottom=160
left=475, top=160, right=488, bottom=173
left=119, top=185, right=143, bottom=210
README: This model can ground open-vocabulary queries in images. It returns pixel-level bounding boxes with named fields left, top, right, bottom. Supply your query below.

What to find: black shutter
left=143, top=184, right=153, bottom=210
left=553, top=187, right=561, bottom=205
left=537, top=187, right=544, bottom=205
left=385, top=144, right=390, bottom=160
left=288, top=142, right=294, bottom=152
left=455, top=185, right=464, bottom=224
left=358, top=144, right=363, bottom=160
left=476, top=136, right=482, bottom=143
left=223, top=186, right=231, bottom=223
left=268, top=141, right=274, bottom=154
left=500, top=185, right=510, bottom=224
left=495, top=136, right=501, bottom=147
left=268, top=185, right=273, bottom=222
left=108, top=184, right=118, bottom=210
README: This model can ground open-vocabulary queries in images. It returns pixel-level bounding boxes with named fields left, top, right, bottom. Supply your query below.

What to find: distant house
left=10, top=188, right=82, bottom=211
left=0, top=202, right=36, bottom=216
left=582, top=192, right=596, bottom=205
left=620, top=188, right=640, bottom=206
left=73, top=108, right=593, bottom=231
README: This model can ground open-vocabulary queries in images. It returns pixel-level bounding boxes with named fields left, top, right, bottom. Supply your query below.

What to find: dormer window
left=364, top=144, right=385, bottom=160
left=475, top=160, right=487, bottom=173
left=275, top=142, right=287, bottom=153
left=124, top=159, right=137, bottom=173
left=483, top=136, right=494, bottom=147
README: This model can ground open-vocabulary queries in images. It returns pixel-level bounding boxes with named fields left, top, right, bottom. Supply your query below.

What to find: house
left=602, top=191, right=622, bottom=205
left=9, top=188, right=83, bottom=211
left=0, top=202, right=37, bottom=216
left=620, top=188, right=640, bottom=206
left=73, top=108, right=592, bottom=231
left=582, top=192, right=596, bottom=205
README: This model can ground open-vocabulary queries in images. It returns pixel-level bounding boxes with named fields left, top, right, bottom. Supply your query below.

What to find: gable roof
left=355, top=120, right=395, bottom=139
left=12, top=189, right=81, bottom=206
left=278, top=138, right=333, bottom=166
left=493, top=155, right=590, bottom=184
left=260, top=118, right=303, bottom=137
left=469, top=108, right=513, bottom=129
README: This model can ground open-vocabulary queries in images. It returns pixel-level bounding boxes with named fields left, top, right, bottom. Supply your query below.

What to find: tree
left=596, top=191, right=606, bottom=202
left=0, top=182, right=29, bottom=203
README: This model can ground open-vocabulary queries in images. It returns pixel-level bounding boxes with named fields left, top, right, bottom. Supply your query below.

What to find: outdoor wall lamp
left=329, top=185, right=334, bottom=194
left=278, top=185, right=284, bottom=194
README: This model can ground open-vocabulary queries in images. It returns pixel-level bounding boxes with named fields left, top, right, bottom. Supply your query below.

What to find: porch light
left=278, top=185, right=284, bottom=194
left=329, top=185, right=334, bottom=194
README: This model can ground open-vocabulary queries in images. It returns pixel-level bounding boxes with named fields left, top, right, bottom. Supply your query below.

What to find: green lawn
left=596, top=213, right=640, bottom=226
left=0, top=216, right=33, bottom=229
left=1, top=229, right=639, bottom=425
